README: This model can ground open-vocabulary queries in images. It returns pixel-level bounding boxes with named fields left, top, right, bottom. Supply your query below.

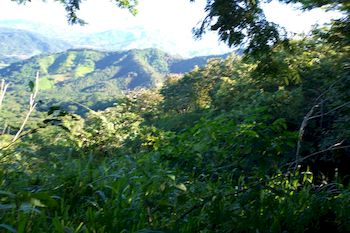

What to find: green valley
left=0, top=48, right=226, bottom=124
left=0, top=0, right=349, bottom=232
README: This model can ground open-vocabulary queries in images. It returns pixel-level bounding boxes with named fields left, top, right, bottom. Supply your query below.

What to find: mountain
left=0, top=19, right=74, bottom=40
left=65, top=28, right=232, bottom=58
left=0, top=48, right=227, bottom=122
left=0, top=27, right=71, bottom=67
left=69, top=29, right=143, bottom=50
left=0, top=19, right=232, bottom=58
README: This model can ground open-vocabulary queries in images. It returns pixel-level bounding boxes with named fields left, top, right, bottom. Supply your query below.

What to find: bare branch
left=289, top=144, right=350, bottom=168
left=308, top=100, right=350, bottom=120
left=0, top=79, right=9, bottom=109
left=12, top=72, right=40, bottom=142
left=294, top=74, right=350, bottom=168
left=295, top=104, right=318, bottom=166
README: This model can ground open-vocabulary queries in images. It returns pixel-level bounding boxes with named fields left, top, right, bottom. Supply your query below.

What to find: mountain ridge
left=0, top=27, right=71, bottom=67
left=0, top=19, right=232, bottom=58
left=0, top=48, right=228, bottom=122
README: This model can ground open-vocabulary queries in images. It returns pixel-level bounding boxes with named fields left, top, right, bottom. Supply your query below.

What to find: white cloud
left=0, top=0, right=343, bottom=56
left=262, top=0, right=343, bottom=34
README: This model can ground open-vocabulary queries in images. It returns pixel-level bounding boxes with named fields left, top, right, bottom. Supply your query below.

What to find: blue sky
left=0, top=0, right=342, bottom=57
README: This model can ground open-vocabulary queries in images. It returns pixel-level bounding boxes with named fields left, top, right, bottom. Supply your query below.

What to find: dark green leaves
left=193, top=0, right=285, bottom=55
left=28, top=80, right=34, bottom=92
left=194, top=0, right=348, bottom=55
left=47, top=105, right=61, bottom=116
left=0, top=224, right=17, bottom=233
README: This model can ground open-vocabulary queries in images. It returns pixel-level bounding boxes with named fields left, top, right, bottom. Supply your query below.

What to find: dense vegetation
left=0, top=28, right=349, bottom=232
left=0, top=48, right=223, bottom=127
left=0, top=0, right=349, bottom=232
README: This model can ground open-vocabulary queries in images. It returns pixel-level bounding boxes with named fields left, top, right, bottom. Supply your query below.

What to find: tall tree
left=191, top=0, right=349, bottom=53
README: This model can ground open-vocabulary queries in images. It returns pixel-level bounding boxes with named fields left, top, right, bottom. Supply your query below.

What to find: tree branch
left=0, top=79, right=9, bottom=109
left=12, top=72, right=39, bottom=142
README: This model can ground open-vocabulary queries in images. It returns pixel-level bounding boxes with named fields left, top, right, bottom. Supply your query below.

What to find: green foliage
left=193, top=0, right=283, bottom=54
left=0, top=48, right=221, bottom=126
left=1, top=6, right=349, bottom=232
left=192, top=0, right=348, bottom=55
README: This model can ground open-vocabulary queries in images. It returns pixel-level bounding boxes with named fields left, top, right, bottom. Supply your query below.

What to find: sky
left=0, top=0, right=343, bottom=57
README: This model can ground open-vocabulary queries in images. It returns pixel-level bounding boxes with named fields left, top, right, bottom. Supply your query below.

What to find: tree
left=191, top=0, right=349, bottom=54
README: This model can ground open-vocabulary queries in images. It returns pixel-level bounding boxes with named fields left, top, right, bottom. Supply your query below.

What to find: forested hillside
left=0, top=48, right=225, bottom=125
left=0, top=0, right=349, bottom=232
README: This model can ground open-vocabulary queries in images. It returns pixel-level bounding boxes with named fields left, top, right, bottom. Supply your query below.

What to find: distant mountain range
left=0, top=48, right=227, bottom=121
left=0, top=19, right=232, bottom=58
left=0, top=20, right=230, bottom=124
left=0, top=27, right=70, bottom=67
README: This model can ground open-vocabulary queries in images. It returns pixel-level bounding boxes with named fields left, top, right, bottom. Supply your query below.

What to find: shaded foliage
left=1, top=0, right=349, bottom=232
left=0, top=48, right=223, bottom=127
left=1, top=25, right=349, bottom=232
